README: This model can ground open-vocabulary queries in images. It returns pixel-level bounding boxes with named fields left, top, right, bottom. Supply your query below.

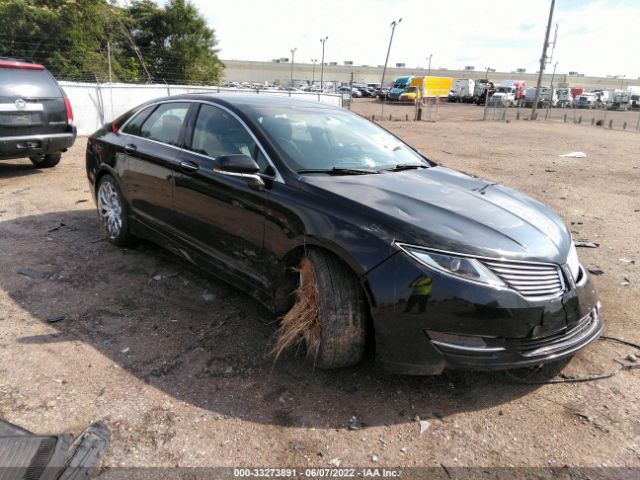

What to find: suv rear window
left=0, top=69, right=62, bottom=99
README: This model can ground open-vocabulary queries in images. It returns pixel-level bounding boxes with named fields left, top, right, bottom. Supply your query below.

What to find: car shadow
left=1, top=209, right=557, bottom=429
left=0, top=160, right=42, bottom=179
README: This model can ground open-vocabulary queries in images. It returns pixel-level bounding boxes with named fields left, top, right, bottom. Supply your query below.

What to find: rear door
left=117, top=101, right=192, bottom=231
left=0, top=65, right=67, bottom=138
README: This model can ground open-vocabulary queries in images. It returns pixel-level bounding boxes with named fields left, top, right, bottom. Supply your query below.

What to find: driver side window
left=190, top=104, right=270, bottom=173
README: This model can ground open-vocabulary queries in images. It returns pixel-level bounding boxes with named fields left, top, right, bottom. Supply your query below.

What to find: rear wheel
left=275, top=249, right=368, bottom=369
left=96, top=174, right=135, bottom=246
left=30, top=152, right=61, bottom=168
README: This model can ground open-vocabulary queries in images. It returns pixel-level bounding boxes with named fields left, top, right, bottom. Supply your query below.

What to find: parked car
left=0, top=58, right=76, bottom=168
left=86, top=93, right=603, bottom=375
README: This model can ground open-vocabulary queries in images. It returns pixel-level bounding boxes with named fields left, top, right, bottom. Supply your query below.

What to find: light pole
left=311, top=58, right=318, bottom=85
left=290, top=47, right=297, bottom=87
left=531, top=0, right=556, bottom=120
left=426, top=54, right=433, bottom=76
left=380, top=18, right=402, bottom=116
left=320, top=36, right=328, bottom=90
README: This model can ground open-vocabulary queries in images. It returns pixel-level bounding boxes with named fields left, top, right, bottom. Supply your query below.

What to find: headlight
left=567, top=242, right=581, bottom=280
left=397, top=244, right=506, bottom=288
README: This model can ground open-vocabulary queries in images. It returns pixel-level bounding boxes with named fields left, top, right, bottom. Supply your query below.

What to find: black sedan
left=85, top=93, right=602, bottom=375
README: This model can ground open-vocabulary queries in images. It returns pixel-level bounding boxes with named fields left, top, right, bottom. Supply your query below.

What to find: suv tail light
left=64, top=97, right=74, bottom=125
left=0, top=60, right=45, bottom=70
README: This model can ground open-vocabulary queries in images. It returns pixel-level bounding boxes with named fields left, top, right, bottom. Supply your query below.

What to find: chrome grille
left=482, top=259, right=564, bottom=299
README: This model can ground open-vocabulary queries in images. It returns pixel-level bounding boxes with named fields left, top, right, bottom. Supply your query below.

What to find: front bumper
left=366, top=251, right=602, bottom=375
left=426, top=304, right=603, bottom=370
left=0, top=131, right=76, bottom=160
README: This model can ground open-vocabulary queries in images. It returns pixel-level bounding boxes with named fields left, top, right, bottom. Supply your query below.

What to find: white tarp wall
left=58, top=82, right=343, bottom=135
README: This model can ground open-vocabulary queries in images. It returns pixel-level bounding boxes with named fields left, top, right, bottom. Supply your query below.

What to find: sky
left=187, top=0, right=639, bottom=79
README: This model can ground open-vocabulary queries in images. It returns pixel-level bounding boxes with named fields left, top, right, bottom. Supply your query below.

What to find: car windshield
left=405, top=87, right=418, bottom=93
left=255, top=108, right=427, bottom=173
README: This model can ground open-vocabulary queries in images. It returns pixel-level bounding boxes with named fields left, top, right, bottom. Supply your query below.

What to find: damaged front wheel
left=274, top=249, right=368, bottom=369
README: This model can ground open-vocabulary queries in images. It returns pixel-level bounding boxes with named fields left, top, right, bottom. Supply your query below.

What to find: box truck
left=448, top=78, right=476, bottom=103
left=398, top=76, right=454, bottom=102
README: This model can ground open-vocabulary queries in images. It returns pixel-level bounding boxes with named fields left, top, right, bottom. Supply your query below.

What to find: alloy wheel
left=97, top=181, right=123, bottom=238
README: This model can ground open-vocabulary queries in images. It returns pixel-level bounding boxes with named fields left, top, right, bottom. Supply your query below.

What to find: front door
left=172, top=103, right=274, bottom=292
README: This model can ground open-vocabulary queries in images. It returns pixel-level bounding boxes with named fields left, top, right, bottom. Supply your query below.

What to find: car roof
left=152, top=92, right=341, bottom=115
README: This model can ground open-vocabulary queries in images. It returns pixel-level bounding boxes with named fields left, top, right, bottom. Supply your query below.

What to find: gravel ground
left=0, top=104, right=639, bottom=477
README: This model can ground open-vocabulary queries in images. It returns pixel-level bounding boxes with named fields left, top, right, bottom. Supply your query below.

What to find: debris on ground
left=47, top=222, right=66, bottom=233
left=75, top=199, right=88, bottom=204
left=292, top=441, right=305, bottom=451
left=18, top=267, right=45, bottom=279
left=201, top=292, right=217, bottom=302
left=371, top=454, right=379, bottom=462
left=574, top=241, right=600, bottom=248
left=151, top=274, right=162, bottom=281
left=419, top=420, right=431, bottom=435
left=120, top=347, right=130, bottom=354
left=626, top=354, right=638, bottom=363
left=329, top=458, right=341, bottom=467
left=347, top=415, right=363, bottom=430
left=621, top=278, right=630, bottom=287
left=588, top=268, right=604, bottom=275
left=400, top=447, right=408, bottom=454
left=619, top=258, right=635, bottom=264
left=46, top=315, right=65, bottom=323
left=559, top=151, right=587, bottom=158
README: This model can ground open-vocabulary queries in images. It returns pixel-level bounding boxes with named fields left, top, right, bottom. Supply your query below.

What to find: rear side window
left=122, top=106, right=153, bottom=136
left=139, top=102, right=190, bottom=146
left=0, top=69, right=61, bottom=99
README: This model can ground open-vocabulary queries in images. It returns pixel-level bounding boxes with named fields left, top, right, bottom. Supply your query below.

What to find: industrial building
left=222, top=59, right=635, bottom=91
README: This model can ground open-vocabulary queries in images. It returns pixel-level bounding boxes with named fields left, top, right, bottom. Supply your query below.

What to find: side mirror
left=214, top=154, right=260, bottom=174
left=213, top=154, right=265, bottom=190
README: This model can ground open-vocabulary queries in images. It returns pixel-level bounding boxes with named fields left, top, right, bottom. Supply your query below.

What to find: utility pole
left=380, top=18, right=402, bottom=117
left=531, top=0, right=555, bottom=120
left=290, top=47, right=297, bottom=87
left=107, top=41, right=113, bottom=84
left=311, top=59, right=318, bottom=85
left=320, top=36, right=328, bottom=90
left=546, top=61, right=558, bottom=119
left=426, top=54, right=433, bottom=76
left=107, top=41, right=114, bottom=120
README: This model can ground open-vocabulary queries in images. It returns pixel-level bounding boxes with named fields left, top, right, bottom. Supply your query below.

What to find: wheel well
left=93, top=169, right=111, bottom=194
left=275, top=244, right=376, bottom=354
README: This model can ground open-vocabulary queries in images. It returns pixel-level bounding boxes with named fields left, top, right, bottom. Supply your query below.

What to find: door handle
left=179, top=161, right=199, bottom=173
left=123, top=144, right=137, bottom=154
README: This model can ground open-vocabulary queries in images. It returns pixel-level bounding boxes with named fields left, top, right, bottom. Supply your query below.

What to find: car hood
left=301, top=166, right=571, bottom=264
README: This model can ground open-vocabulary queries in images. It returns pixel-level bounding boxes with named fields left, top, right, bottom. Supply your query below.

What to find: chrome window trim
left=117, top=98, right=284, bottom=184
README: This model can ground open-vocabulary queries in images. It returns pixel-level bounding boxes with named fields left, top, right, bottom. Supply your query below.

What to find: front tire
left=274, top=249, right=368, bottom=369
left=30, top=152, right=61, bottom=168
left=302, top=249, right=368, bottom=368
left=96, top=174, right=135, bottom=246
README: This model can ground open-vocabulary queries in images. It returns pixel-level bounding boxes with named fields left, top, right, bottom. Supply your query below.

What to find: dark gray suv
left=0, top=58, right=76, bottom=168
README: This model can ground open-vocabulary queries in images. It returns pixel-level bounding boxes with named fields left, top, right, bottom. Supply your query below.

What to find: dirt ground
left=1, top=102, right=639, bottom=477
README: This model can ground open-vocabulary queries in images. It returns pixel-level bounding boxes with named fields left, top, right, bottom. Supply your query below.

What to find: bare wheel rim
left=97, top=181, right=123, bottom=238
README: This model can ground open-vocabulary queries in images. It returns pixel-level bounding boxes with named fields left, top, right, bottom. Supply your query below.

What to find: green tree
left=0, top=0, right=223, bottom=84
left=124, top=0, right=223, bottom=84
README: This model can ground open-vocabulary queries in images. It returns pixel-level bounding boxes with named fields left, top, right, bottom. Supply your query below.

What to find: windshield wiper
left=297, top=167, right=379, bottom=175
left=378, top=164, right=428, bottom=173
